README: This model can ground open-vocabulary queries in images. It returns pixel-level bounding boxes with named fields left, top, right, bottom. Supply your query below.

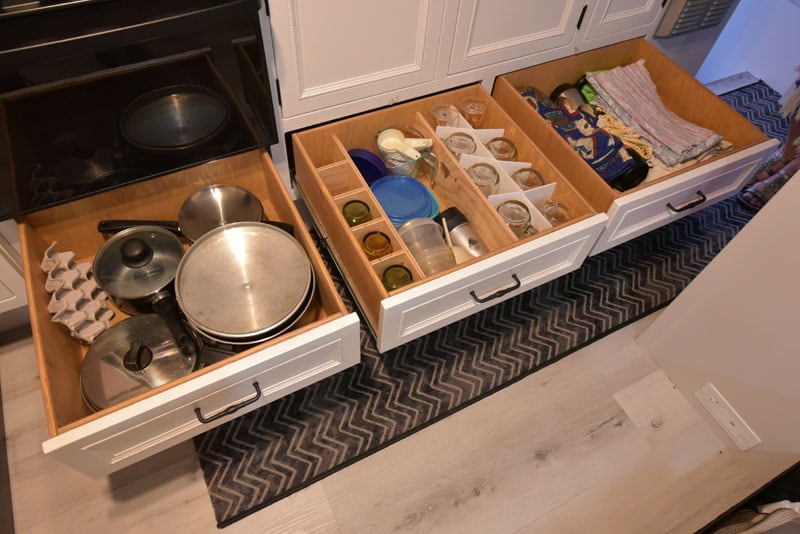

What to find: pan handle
left=151, top=295, right=197, bottom=358
left=98, top=219, right=182, bottom=235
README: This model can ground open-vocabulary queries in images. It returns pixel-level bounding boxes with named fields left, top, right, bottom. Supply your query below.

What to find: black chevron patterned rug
left=193, top=80, right=787, bottom=528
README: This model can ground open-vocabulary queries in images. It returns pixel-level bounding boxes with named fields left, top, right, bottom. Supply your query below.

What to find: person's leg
left=742, top=116, right=800, bottom=188
left=738, top=156, right=800, bottom=211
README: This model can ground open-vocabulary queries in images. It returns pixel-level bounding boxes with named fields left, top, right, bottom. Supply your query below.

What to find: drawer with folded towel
left=492, top=38, right=778, bottom=254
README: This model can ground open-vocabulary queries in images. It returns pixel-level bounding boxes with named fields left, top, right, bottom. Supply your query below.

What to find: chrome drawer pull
left=666, top=190, right=707, bottom=212
left=470, top=273, right=521, bottom=303
left=194, top=382, right=262, bottom=424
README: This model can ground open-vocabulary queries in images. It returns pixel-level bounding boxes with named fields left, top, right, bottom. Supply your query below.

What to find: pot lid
left=370, top=175, right=432, bottom=226
left=93, top=226, right=184, bottom=299
left=80, top=314, right=197, bottom=411
left=178, top=184, right=264, bottom=242
left=121, top=84, right=230, bottom=150
left=175, top=222, right=313, bottom=339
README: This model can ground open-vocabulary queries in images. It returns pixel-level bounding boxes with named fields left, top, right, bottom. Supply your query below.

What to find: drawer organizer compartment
left=293, top=84, right=608, bottom=352
left=17, top=150, right=360, bottom=476
left=492, top=38, right=778, bottom=254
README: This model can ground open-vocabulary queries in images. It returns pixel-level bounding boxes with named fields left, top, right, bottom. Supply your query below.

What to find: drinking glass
left=459, top=97, right=486, bottom=128
left=496, top=199, right=537, bottom=238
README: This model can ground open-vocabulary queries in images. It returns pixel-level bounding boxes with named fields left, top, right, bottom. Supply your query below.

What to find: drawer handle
left=194, top=382, right=262, bottom=424
left=666, top=190, right=707, bottom=212
left=470, top=273, right=521, bottom=304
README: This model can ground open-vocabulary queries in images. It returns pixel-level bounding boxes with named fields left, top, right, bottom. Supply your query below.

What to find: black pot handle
left=194, top=382, right=261, bottom=424
left=151, top=295, right=196, bottom=358
left=98, top=219, right=182, bottom=235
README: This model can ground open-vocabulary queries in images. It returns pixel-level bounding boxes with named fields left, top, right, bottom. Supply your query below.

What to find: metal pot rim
left=174, top=221, right=314, bottom=340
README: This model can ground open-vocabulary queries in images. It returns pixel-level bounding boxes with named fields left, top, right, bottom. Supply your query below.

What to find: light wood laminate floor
left=1, top=313, right=796, bottom=534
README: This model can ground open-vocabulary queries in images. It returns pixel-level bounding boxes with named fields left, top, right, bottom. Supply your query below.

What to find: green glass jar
left=381, top=264, right=413, bottom=291
left=342, top=200, right=372, bottom=227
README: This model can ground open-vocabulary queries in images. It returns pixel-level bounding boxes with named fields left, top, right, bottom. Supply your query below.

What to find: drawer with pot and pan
left=491, top=38, right=779, bottom=255
left=16, top=149, right=360, bottom=477
left=292, top=84, right=609, bottom=353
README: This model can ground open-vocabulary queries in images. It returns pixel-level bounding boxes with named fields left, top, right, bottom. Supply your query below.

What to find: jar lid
left=370, top=175, right=432, bottom=226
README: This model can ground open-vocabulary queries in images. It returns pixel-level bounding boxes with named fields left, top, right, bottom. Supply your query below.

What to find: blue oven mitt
left=520, top=86, right=636, bottom=184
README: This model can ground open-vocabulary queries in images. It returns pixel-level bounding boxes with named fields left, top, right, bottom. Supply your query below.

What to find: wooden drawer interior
left=18, top=150, right=347, bottom=437
left=293, top=84, right=597, bottom=331
left=493, top=38, right=771, bottom=212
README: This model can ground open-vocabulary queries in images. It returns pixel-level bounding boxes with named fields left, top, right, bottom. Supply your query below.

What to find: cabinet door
left=448, top=0, right=585, bottom=75
left=579, top=0, right=665, bottom=50
left=268, top=0, right=445, bottom=118
left=0, top=221, right=27, bottom=322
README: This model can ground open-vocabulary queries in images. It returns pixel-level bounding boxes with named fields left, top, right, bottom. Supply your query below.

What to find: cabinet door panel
left=579, top=0, right=664, bottom=48
left=269, top=0, right=445, bottom=117
left=449, top=0, right=583, bottom=75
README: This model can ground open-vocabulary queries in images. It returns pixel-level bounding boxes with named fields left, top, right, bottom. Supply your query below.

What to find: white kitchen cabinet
left=0, top=219, right=28, bottom=330
left=265, top=0, right=670, bottom=135
left=267, top=0, right=447, bottom=124
left=577, top=0, right=666, bottom=50
left=447, top=0, right=586, bottom=76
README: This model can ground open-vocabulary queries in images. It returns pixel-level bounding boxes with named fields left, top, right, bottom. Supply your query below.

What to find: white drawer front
left=377, top=214, right=607, bottom=352
left=42, top=314, right=360, bottom=477
left=590, top=140, right=779, bottom=255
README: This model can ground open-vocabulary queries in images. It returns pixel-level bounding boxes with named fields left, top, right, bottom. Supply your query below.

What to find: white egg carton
left=40, top=242, right=114, bottom=344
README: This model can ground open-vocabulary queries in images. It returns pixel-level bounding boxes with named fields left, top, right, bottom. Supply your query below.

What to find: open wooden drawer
left=292, top=85, right=608, bottom=353
left=17, top=150, right=360, bottom=477
left=492, top=38, right=779, bottom=255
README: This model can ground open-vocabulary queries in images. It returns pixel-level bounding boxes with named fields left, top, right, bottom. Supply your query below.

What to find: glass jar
left=381, top=264, right=413, bottom=291
left=496, top=199, right=536, bottom=238
left=342, top=200, right=372, bottom=227
left=444, top=132, right=476, bottom=157
left=485, top=137, right=517, bottom=161
left=542, top=200, right=572, bottom=226
left=361, top=231, right=393, bottom=260
left=467, top=162, right=500, bottom=197
left=511, top=167, right=544, bottom=190
left=459, top=97, right=486, bottom=128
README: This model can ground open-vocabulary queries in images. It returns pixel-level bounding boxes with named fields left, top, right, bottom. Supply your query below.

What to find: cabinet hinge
left=275, top=77, right=282, bottom=107
left=661, top=0, right=668, bottom=8
left=577, top=4, right=588, bottom=30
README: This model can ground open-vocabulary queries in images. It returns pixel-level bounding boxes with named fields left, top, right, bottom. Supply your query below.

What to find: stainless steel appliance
left=0, top=0, right=278, bottom=220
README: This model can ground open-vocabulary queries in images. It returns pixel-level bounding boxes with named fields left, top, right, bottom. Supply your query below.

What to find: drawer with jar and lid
left=16, top=149, right=360, bottom=477
left=292, top=84, right=609, bottom=353
left=491, top=37, right=779, bottom=255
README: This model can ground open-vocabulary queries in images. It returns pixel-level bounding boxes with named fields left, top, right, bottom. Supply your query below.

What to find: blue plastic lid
left=348, top=149, right=387, bottom=185
left=371, top=175, right=432, bottom=225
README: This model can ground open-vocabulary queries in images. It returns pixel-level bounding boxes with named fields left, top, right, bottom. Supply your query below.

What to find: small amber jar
left=361, top=231, right=393, bottom=260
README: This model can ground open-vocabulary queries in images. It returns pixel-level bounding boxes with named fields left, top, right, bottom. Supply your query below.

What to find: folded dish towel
left=585, top=60, right=722, bottom=167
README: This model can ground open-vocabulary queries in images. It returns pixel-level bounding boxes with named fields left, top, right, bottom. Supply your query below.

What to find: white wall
left=695, top=0, right=800, bottom=94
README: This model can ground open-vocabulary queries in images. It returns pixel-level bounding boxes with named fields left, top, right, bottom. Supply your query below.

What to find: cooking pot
left=92, top=225, right=196, bottom=357
left=97, top=184, right=267, bottom=242
left=119, top=84, right=231, bottom=167
left=174, top=221, right=315, bottom=344
left=80, top=313, right=198, bottom=411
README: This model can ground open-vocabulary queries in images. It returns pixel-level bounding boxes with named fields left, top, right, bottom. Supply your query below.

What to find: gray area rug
left=193, top=81, right=786, bottom=528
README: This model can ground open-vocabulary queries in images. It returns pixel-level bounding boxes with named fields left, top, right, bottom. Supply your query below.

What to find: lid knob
left=123, top=340, right=153, bottom=372
left=120, top=238, right=153, bottom=268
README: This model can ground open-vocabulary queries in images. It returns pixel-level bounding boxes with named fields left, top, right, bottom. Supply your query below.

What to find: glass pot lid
left=80, top=313, right=197, bottom=411
left=92, top=225, right=184, bottom=299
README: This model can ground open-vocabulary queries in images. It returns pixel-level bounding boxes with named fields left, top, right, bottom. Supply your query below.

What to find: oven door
left=0, top=0, right=278, bottom=220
